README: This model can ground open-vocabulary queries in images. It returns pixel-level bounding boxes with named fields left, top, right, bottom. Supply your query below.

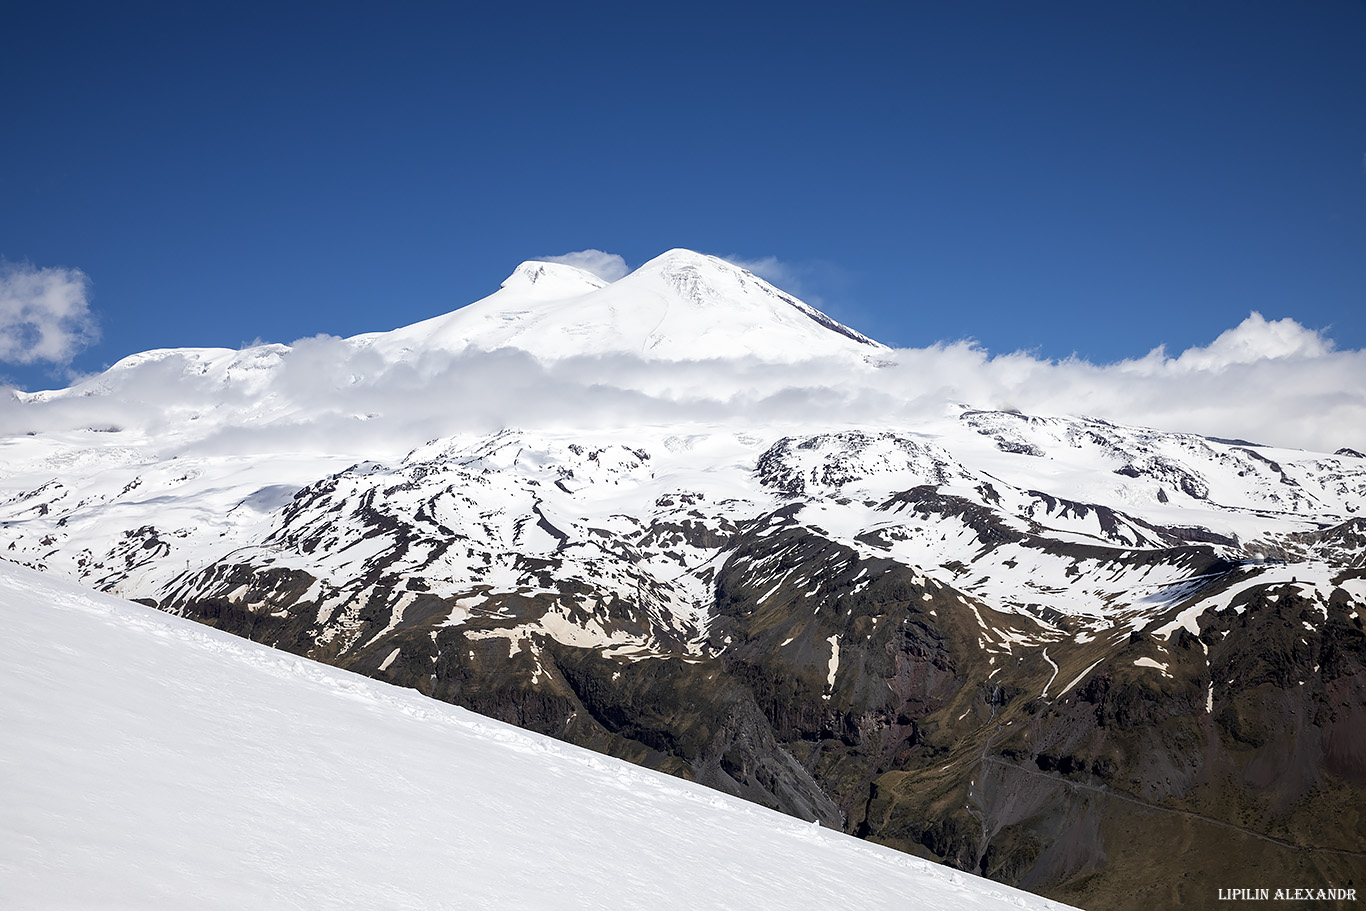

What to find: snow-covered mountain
left=0, top=561, right=1074, bottom=911
left=3, top=249, right=1363, bottom=910
left=363, top=249, right=884, bottom=362
left=14, top=250, right=882, bottom=415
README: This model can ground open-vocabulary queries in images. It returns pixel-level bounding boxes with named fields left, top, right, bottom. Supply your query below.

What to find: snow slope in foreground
left=0, top=562, right=1074, bottom=911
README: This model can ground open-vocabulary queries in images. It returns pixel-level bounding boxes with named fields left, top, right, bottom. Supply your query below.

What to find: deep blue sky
left=3, top=0, right=1364, bottom=390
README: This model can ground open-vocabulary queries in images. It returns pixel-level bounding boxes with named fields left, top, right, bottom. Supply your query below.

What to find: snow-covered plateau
left=3, top=249, right=1364, bottom=909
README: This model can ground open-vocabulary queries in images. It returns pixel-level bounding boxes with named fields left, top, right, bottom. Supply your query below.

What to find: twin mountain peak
left=367, top=248, right=885, bottom=365
left=43, top=249, right=882, bottom=398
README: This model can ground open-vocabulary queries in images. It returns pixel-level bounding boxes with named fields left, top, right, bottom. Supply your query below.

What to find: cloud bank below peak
left=2, top=288, right=1360, bottom=457
left=880, top=311, right=1363, bottom=452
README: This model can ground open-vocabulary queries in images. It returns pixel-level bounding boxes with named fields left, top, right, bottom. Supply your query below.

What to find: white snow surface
left=363, top=250, right=884, bottom=363
left=0, top=561, right=1072, bottom=911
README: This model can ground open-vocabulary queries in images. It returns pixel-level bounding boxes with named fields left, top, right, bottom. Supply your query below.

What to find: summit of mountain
left=363, top=248, right=885, bottom=363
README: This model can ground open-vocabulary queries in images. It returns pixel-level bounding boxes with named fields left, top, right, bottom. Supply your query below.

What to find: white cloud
left=1126, top=311, right=1334, bottom=373
left=720, top=254, right=821, bottom=302
left=721, top=255, right=794, bottom=286
left=1, top=309, right=1361, bottom=457
left=0, top=262, right=99, bottom=365
left=718, top=255, right=863, bottom=322
left=538, top=250, right=629, bottom=282
left=887, top=332, right=1365, bottom=453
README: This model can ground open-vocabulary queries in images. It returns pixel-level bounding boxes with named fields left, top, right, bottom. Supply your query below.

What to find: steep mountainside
left=3, top=250, right=1363, bottom=910
left=1, top=561, right=1076, bottom=911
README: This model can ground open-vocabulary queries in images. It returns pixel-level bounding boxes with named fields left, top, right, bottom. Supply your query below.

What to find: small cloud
left=722, top=254, right=800, bottom=289
left=0, top=261, right=99, bottom=365
left=539, top=250, right=629, bottom=282
left=1170, top=311, right=1332, bottom=370
left=720, top=254, right=836, bottom=311
left=1120, top=312, right=1335, bottom=377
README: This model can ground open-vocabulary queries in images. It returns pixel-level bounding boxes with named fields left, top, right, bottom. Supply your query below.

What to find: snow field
left=0, top=562, right=1072, bottom=911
